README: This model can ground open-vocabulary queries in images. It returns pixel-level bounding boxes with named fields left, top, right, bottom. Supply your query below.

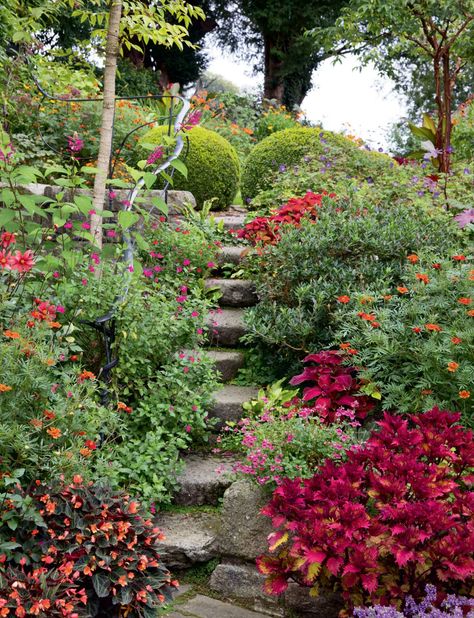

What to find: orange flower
left=0, top=384, right=12, bottom=392
left=360, top=295, right=374, bottom=304
left=459, top=390, right=470, bottom=399
left=30, top=419, right=43, bottom=429
left=73, top=475, right=83, bottom=484
left=397, top=286, right=409, bottom=294
left=80, top=448, right=92, bottom=457
left=447, top=362, right=459, bottom=372
left=43, top=410, right=55, bottom=420
left=3, top=330, right=20, bottom=339
left=78, top=370, right=95, bottom=382
left=382, top=295, right=392, bottom=301
left=468, top=309, right=474, bottom=317
left=46, top=427, right=61, bottom=439
left=421, top=389, right=433, bottom=395
left=357, top=312, right=376, bottom=322
left=451, top=337, right=462, bottom=344
left=48, top=321, right=61, bottom=329
left=407, top=254, right=419, bottom=264
left=415, top=273, right=430, bottom=284
left=456, top=297, right=471, bottom=306
left=425, top=323, right=442, bottom=332
left=370, top=321, right=380, bottom=328
left=337, top=295, right=350, bottom=303
left=452, top=255, right=466, bottom=261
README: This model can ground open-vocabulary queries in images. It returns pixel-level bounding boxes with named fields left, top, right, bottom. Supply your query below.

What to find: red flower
left=451, top=337, right=462, bottom=344
left=337, top=295, right=350, bottom=304
left=425, top=323, right=442, bottom=332
left=407, top=254, right=419, bottom=263
left=0, top=231, right=15, bottom=248
left=0, top=250, right=13, bottom=270
left=415, top=273, right=430, bottom=284
left=452, top=255, right=466, bottom=261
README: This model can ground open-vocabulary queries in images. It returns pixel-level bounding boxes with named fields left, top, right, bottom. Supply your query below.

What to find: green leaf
left=143, top=172, right=158, bottom=189
left=150, top=196, right=168, bottom=216
left=118, top=211, right=139, bottom=230
left=0, top=209, right=16, bottom=226
left=422, top=114, right=437, bottom=134
left=92, top=573, right=111, bottom=598
left=170, top=158, right=187, bottom=178
left=408, top=123, right=435, bottom=142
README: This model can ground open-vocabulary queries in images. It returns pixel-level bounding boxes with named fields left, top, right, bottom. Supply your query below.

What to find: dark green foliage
left=143, top=125, right=240, bottom=209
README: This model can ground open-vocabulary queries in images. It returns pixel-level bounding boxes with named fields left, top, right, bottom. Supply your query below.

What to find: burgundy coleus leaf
left=263, top=574, right=289, bottom=595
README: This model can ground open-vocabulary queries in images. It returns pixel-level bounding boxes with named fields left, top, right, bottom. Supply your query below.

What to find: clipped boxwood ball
left=141, top=125, right=240, bottom=210
left=242, top=127, right=365, bottom=201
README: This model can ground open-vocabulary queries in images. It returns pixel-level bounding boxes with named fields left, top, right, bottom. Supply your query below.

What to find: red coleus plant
left=256, top=408, right=474, bottom=609
left=289, top=350, right=373, bottom=424
left=238, top=191, right=336, bottom=245
left=0, top=478, right=177, bottom=617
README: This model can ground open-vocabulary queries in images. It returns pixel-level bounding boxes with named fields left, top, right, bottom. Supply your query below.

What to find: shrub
left=219, top=380, right=357, bottom=487
left=242, top=196, right=459, bottom=363
left=254, top=105, right=300, bottom=141
left=333, top=253, right=474, bottom=426
left=0, top=306, right=117, bottom=483
left=0, top=476, right=178, bottom=617
left=257, top=408, right=474, bottom=609
left=141, top=125, right=240, bottom=209
left=241, top=127, right=394, bottom=202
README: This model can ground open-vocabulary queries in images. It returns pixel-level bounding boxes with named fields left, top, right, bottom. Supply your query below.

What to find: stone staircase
left=158, top=209, right=342, bottom=617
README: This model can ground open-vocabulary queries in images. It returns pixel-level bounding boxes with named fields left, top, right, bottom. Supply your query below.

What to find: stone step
left=210, top=385, right=259, bottom=424
left=206, top=308, right=247, bottom=347
left=217, top=245, right=248, bottom=267
left=155, top=512, right=220, bottom=569
left=207, top=349, right=245, bottom=382
left=167, top=594, right=270, bottom=618
left=213, top=214, right=246, bottom=231
left=174, top=454, right=236, bottom=507
left=205, top=278, right=258, bottom=308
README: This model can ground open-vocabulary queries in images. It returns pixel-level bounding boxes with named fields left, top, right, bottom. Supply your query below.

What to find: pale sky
left=205, top=46, right=407, bottom=151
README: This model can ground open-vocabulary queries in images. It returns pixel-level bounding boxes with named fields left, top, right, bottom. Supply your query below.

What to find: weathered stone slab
left=213, top=215, right=246, bottom=231
left=181, top=595, right=269, bottom=618
left=218, top=480, right=273, bottom=561
left=156, top=512, right=220, bottom=569
left=206, top=308, right=246, bottom=347
left=206, top=349, right=245, bottom=382
left=217, top=245, right=248, bottom=267
left=206, top=279, right=258, bottom=307
left=174, top=454, right=236, bottom=506
left=210, top=385, right=259, bottom=425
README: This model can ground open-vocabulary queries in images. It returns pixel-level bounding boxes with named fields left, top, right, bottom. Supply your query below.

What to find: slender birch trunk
left=91, top=0, right=123, bottom=249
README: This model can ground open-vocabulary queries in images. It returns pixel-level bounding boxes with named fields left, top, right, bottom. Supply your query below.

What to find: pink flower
left=176, top=295, right=187, bottom=303
left=0, top=250, right=13, bottom=270
left=56, top=305, right=65, bottom=313
left=64, top=221, right=73, bottom=229
left=192, top=405, right=198, bottom=412
left=81, top=278, right=88, bottom=286
left=10, top=250, right=34, bottom=273
left=91, top=253, right=100, bottom=265
left=185, top=424, right=192, bottom=433
left=88, top=209, right=96, bottom=215
left=127, top=265, right=134, bottom=272
left=197, top=328, right=203, bottom=335
left=207, top=261, right=216, bottom=269
left=108, top=190, right=117, bottom=199
left=81, top=222, right=90, bottom=230
left=176, top=267, right=183, bottom=273
left=183, top=259, right=191, bottom=266
left=181, top=109, right=202, bottom=131
left=180, top=285, right=188, bottom=293
left=1, top=232, right=15, bottom=248
left=143, top=268, right=153, bottom=278
left=183, top=366, right=190, bottom=374
left=67, top=133, right=84, bottom=153
left=106, top=230, right=116, bottom=237
left=53, top=271, right=60, bottom=279
left=191, top=311, right=199, bottom=317
left=146, top=146, right=164, bottom=166
left=89, top=265, right=95, bottom=273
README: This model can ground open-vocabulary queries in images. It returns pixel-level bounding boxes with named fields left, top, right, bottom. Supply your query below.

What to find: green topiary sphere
left=241, top=127, right=391, bottom=201
left=141, top=125, right=240, bottom=210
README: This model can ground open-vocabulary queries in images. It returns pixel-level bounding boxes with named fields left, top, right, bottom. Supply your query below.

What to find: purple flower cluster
left=354, top=585, right=474, bottom=618
left=146, top=146, right=164, bottom=166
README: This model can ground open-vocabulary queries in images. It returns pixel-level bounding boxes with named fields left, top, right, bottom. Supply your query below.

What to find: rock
left=213, top=215, right=246, bottom=231
left=206, top=308, right=246, bottom=346
left=210, top=385, right=259, bottom=425
left=206, top=279, right=258, bottom=307
left=0, top=183, right=195, bottom=213
left=217, top=246, right=248, bottom=267
left=206, top=349, right=245, bottom=382
left=156, top=512, right=220, bottom=569
left=174, top=454, right=236, bottom=506
left=218, top=480, right=273, bottom=561
left=179, top=595, right=269, bottom=618
left=284, top=584, right=344, bottom=617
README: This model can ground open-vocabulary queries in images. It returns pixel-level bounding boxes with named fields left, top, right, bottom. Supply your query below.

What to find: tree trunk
left=440, top=51, right=452, bottom=174
left=263, top=37, right=284, bottom=102
left=91, top=0, right=123, bottom=249
left=433, top=52, right=445, bottom=171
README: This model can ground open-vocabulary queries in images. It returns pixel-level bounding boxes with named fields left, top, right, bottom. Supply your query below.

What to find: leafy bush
left=219, top=380, right=357, bottom=487
left=333, top=253, right=474, bottom=425
left=289, top=350, right=374, bottom=425
left=257, top=408, right=474, bottom=608
left=254, top=105, right=300, bottom=141
left=141, top=125, right=240, bottom=209
left=241, top=127, right=394, bottom=202
left=0, top=476, right=178, bottom=617
left=243, top=196, right=458, bottom=363
left=0, top=307, right=116, bottom=483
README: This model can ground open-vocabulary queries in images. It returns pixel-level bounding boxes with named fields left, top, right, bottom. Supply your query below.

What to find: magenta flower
left=181, top=109, right=202, bottom=131
left=66, top=133, right=84, bottom=153
left=146, top=146, right=164, bottom=166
